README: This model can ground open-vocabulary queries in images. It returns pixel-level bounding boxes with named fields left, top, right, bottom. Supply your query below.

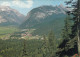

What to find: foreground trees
left=62, top=15, right=72, bottom=40
left=42, top=31, right=57, bottom=57
left=56, top=15, right=73, bottom=57
left=48, top=31, right=56, bottom=57
left=22, top=40, right=28, bottom=57
left=66, top=0, right=80, bottom=55
left=57, top=0, right=80, bottom=56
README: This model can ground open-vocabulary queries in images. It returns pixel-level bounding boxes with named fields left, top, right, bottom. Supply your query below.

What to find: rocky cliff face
left=0, top=6, right=25, bottom=26
left=21, top=4, right=68, bottom=28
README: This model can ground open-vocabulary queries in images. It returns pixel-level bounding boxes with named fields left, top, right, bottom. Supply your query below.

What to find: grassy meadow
left=0, top=26, right=20, bottom=39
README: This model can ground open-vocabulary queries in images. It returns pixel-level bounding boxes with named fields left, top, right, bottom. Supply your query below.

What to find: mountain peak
left=59, top=4, right=64, bottom=7
left=0, top=6, right=25, bottom=25
left=0, top=6, right=12, bottom=11
left=21, top=5, right=67, bottom=36
left=26, top=5, right=67, bottom=20
left=58, top=4, right=65, bottom=9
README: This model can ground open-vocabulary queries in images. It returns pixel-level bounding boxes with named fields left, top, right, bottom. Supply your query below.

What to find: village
left=0, top=29, right=43, bottom=40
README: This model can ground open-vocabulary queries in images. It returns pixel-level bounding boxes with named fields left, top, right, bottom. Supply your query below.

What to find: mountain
left=0, top=6, right=25, bottom=26
left=21, top=4, right=69, bottom=37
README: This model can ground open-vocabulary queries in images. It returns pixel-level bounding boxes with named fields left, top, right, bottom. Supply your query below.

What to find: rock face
left=0, top=6, right=25, bottom=26
left=21, top=4, right=69, bottom=36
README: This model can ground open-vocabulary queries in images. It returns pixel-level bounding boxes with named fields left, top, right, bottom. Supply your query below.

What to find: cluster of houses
left=9, top=29, right=43, bottom=40
left=21, top=29, right=32, bottom=37
left=21, top=32, right=32, bottom=37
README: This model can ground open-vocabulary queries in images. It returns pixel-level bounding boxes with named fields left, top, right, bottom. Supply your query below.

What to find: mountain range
left=0, top=4, right=69, bottom=37
left=21, top=4, right=68, bottom=37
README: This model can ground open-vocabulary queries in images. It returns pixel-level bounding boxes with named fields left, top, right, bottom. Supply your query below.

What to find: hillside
left=20, top=4, right=68, bottom=37
left=0, top=6, right=25, bottom=26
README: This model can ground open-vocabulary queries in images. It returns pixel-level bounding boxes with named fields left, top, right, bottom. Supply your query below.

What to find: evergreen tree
left=61, top=15, right=72, bottom=52
left=57, top=0, right=80, bottom=56
left=56, top=15, right=72, bottom=57
left=62, top=15, right=72, bottom=40
left=42, top=35, right=49, bottom=57
left=22, top=40, right=27, bottom=57
left=66, top=0, right=80, bottom=55
left=48, top=31, right=56, bottom=57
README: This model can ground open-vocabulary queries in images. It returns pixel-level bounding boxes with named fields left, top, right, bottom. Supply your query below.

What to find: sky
left=0, top=0, right=67, bottom=15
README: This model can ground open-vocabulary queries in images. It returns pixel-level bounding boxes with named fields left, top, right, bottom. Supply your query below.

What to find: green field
left=0, top=26, right=20, bottom=35
left=0, top=26, right=20, bottom=39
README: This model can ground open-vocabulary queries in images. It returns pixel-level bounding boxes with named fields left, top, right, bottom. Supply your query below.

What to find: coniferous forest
left=0, top=0, right=80, bottom=57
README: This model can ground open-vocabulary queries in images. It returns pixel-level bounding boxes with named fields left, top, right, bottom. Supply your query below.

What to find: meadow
left=0, top=26, right=20, bottom=39
left=0, top=26, right=20, bottom=35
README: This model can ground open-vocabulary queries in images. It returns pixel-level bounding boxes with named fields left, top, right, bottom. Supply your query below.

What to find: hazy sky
left=0, top=0, right=66, bottom=15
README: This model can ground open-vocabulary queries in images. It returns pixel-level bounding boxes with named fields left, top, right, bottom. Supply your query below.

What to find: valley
left=0, top=2, right=74, bottom=57
left=0, top=26, right=42, bottom=40
left=0, top=4, right=68, bottom=39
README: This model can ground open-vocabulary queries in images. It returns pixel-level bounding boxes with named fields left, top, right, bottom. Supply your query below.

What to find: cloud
left=1, top=2, right=11, bottom=6
left=13, top=0, right=33, bottom=8
left=0, top=0, right=33, bottom=8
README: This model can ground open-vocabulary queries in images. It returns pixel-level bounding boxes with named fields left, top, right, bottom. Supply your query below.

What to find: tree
left=56, top=15, right=73, bottom=57
left=66, top=0, right=80, bottom=55
left=62, top=14, right=72, bottom=51
left=22, top=40, right=27, bottom=57
left=48, top=31, right=56, bottom=57
left=62, top=15, right=72, bottom=40
left=42, top=35, right=49, bottom=57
